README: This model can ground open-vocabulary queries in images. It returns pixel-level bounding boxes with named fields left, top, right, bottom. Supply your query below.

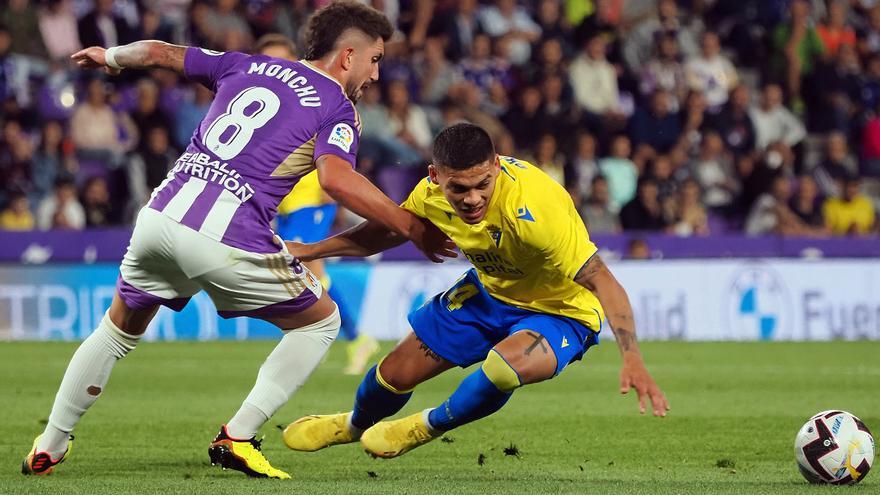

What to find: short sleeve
left=519, top=190, right=598, bottom=280
left=400, top=178, right=430, bottom=219
left=184, top=47, right=249, bottom=91
left=313, top=101, right=360, bottom=168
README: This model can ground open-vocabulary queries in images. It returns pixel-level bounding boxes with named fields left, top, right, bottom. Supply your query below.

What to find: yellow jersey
left=277, top=171, right=326, bottom=215
left=402, top=156, right=604, bottom=330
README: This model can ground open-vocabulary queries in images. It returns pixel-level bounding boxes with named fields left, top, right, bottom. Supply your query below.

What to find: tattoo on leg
left=523, top=331, right=548, bottom=356
left=416, top=337, right=443, bottom=362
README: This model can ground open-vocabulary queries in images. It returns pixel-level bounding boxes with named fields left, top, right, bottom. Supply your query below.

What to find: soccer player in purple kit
left=21, top=1, right=454, bottom=480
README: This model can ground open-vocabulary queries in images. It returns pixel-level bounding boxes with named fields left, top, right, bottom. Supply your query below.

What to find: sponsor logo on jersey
left=515, top=206, right=535, bottom=222
left=487, top=225, right=502, bottom=247
left=328, top=123, right=354, bottom=153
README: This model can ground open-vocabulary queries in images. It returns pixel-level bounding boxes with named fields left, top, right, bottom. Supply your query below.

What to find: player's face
left=344, top=36, right=384, bottom=103
left=429, top=157, right=500, bottom=224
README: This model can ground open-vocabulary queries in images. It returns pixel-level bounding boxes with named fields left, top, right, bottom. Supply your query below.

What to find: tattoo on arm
left=117, top=41, right=186, bottom=73
left=416, top=337, right=443, bottom=362
left=523, top=331, right=548, bottom=356
left=574, top=254, right=606, bottom=290
left=613, top=326, right=638, bottom=353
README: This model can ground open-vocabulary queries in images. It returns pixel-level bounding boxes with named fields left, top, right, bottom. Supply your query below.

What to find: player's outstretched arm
left=316, top=155, right=456, bottom=262
left=71, top=41, right=186, bottom=75
left=288, top=217, right=455, bottom=263
left=575, top=255, right=670, bottom=417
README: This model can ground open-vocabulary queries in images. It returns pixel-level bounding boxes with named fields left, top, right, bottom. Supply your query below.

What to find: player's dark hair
left=303, top=1, right=394, bottom=61
left=254, top=33, right=297, bottom=57
left=432, top=123, right=496, bottom=170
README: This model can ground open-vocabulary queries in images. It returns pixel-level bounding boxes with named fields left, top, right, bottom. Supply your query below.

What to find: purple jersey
left=148, top=47, right=361, bottom=253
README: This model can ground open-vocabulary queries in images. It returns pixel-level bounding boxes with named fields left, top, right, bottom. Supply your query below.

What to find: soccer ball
left=794, top=410, right=874, bottom=485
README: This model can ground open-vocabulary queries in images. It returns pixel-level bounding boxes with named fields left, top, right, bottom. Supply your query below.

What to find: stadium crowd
left=1, top=0, right=879, bottom=237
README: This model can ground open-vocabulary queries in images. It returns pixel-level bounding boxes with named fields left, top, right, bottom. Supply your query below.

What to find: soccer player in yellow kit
left=282, top=123, right=669, bottom=458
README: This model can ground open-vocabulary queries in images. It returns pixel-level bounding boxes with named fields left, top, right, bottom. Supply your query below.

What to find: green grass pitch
left=1, top=340, right=877, bottom=494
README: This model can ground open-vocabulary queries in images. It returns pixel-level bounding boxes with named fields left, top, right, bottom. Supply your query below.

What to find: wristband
left=104, top=46, right=123, bottom=70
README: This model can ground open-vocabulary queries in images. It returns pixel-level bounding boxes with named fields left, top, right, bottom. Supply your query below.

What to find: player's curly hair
left=303, top=1, right=394, bottom=61
left=433, top=123, right=496, bottom=170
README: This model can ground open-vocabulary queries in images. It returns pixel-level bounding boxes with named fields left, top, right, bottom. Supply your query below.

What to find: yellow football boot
left=208, top=426, right=290, bottom=479
left=282, top=413, right=358, bottom=451
left=360, top=412, right=438, bottom=458
left=21, top=434, right=73, bottom=475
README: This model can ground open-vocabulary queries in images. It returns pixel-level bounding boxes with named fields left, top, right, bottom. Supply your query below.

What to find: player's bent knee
left=482, top=350, right=521, bottom=392
left=376, top=358, right=416, bottom=394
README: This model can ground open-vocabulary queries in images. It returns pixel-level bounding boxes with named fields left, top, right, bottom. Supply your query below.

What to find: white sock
left=37, top=312, right=139, bottom=457
left=226, top=308, right=340, bottom=440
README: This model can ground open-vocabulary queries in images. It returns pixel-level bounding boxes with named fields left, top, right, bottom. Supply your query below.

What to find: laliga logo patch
left=328, top=123, right=354, bottom=153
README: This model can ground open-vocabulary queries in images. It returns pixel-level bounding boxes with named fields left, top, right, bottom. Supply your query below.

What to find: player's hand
left=71, top=47, right=121, bottom=75
left=620, top=354, right=669, bottom=417
left=409, top=217, right=457, bottom=263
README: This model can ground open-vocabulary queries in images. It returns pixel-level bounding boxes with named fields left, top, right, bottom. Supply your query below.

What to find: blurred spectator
left=570, top=34, right=624, bottom=134
left=817, top=0, right=856, bottom=57
left=745, top=175, right=815, bottom=236
left=197, top=0, right=253, bottom=51
left=131, top=124, right=177, bottom=199
left=131, top=79, right=173, bottom=152
left=272, top=0, right=311, bottom=45
left=478, top=0, right=541, bottom=66
left=649, top=154, right=679, bottom=217
left=70, top=77, right=138, bottom=167
left=814, top=132, right=858, bottom=197
left=623, top=0, right=701, bottom=72
left=573, top=0, right=620, bottom=53
left=861, top=101, right=880, bottom=176
left=523, top=37, right=567, bottom=85
left=0, top=192, right=35, bottom=231
left=415, top=37, right=459, bottom=105
left=77, top=0, right=135, bottom=48
left=823, top=176, right=877, bottom=235
left=0, top=119, right=34, bottom=201
left=691, top=131, right=738, bottom=210
left=81, top=176, right=112, bottom=227
left=31, top=120, right=74, bottom=204
left=534, top=0, right=570, bottom=44
left=502, top=85, right=546, bottom=151
left=139, top=8, right=174, bottom=43
left=358, top=84, right=421, bottom=171
left=568, top=130, right=599, bottom=200
left=749, top=83, right=806, bottom=152
left=527, top=133, right=565, bottom=185
left=809, top=43, right=863, bottom=132
left=1, top=0, right=47, bottom=58
left=771, top=0, right=825, bottom=108
left=175, top=83, right=213, bottom=150
left=672, top=178, right=709, bottom=236
left=580, top=175, right=620, bottom=234
left=620, top=177, right=670, bottom=231
left=38, top=0, right=82, bottom=61
left=458, top=33, right=512, bottom=94
left=684, top=31, right=738, bottom=111
left=790, top=174, right=829, bottom=234
left=629, top=89, right=681, bottom=154
left=440, top=0, right=480, bottom=62
left=36, top=178, right=85, bottom=230
left=626, top=238, right=652, bottom=259
left=0, top=24, right=33, bottom=108
left=639, top=31, right=687, bottom=112
left=676, top=90, right=708, bottom=152
left=599, top=134, right=638, bottom=210
left=386, top=80, right=432, bottom=161
left=857, top=5, right=880, bottom=59
left=707, top=84, right=756, bottom=157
